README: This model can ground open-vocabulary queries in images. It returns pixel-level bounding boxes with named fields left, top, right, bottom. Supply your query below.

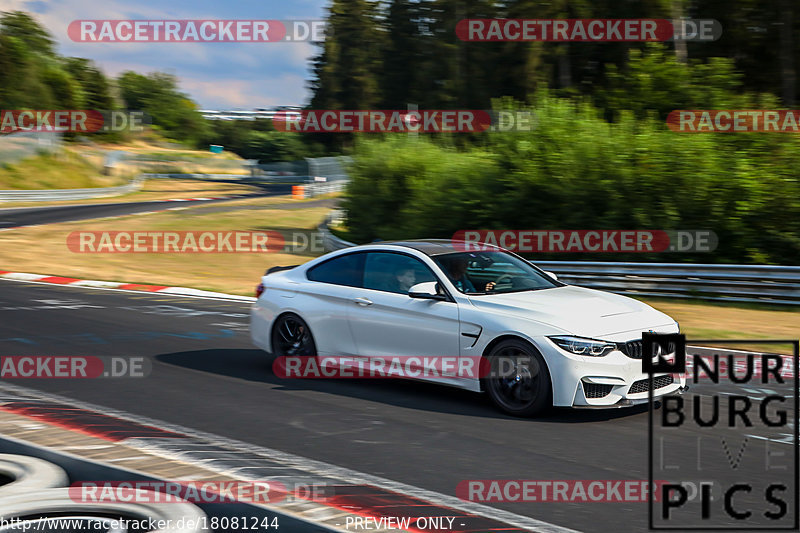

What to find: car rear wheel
left=483, top=339, right=552, bottom=417
left=271, top=313, right=317, bottom=357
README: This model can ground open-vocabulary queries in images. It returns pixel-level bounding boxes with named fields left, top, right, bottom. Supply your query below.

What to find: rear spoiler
left=265, top=265, right=299, bottom=275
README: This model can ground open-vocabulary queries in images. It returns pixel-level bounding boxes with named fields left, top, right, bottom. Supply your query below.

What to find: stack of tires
left=0, top=454, right=207, bottom=532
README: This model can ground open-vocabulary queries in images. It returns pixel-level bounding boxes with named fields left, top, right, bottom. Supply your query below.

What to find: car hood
left=467, top=285, right=674, bottom=338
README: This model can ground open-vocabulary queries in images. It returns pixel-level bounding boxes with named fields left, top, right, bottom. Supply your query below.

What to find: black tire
left=0, top=454, right=68, bottom=498
left=483, top=339, right=552, bottom=417
left=271, top=313, right=317, bottom=357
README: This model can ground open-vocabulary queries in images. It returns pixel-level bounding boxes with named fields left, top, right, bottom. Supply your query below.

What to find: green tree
left=117, top=71, right=209, bottom=143
left=379, top=0, right=423, bottom=108
left=0, top=34, right=51, bottom=108
left=309, top=0, right=382, bottom=110
left=597, top=44, right=745, bottom=120
left=40, top=64, right=84, bottom=108
left=0, top=12, right=64, bottom=109
left=64, top=58, right=114, bottom=109
left=0, top=11, right=55, bottom=57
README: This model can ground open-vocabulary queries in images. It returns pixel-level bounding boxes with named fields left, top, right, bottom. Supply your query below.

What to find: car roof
left=363, top=239, right=500, bottom=256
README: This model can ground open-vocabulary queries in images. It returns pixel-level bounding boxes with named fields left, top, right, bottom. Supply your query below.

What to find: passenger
left=394, top=267, right=416, bottom=293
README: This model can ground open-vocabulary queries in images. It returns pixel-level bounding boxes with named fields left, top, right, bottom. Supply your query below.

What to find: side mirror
left=408, top=281, right=446, bottom=300
left=544, top=271, right=558, bottom=280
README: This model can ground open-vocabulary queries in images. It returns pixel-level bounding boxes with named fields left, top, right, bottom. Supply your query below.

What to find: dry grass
left=102, top=143, right=236, bottom=159
left=638, top=298, right=798, bottom=352
left=0, top=150, right=125, bottom=190
left=0, top=197, right=331, bottom=295
left=94, top=137, right=249, bottom=174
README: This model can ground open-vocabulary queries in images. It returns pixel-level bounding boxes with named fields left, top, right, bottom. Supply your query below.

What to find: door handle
left=353, top=297, right=373, bottom=306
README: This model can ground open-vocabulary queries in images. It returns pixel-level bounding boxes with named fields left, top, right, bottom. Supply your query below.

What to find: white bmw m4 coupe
left=250, top=240, right=686, bottom=416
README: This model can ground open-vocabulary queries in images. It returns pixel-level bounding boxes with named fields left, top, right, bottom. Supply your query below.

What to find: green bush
left=344, top=94, right=800, bottom=265
left=343, top=136, right=502, bottom=243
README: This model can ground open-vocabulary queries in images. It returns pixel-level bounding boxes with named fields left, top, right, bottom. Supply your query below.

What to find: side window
left=307, top=253, right=365, bottom=287
left=363, top=252, right=437, bottom=294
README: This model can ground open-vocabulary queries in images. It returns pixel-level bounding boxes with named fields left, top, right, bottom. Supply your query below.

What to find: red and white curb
left=0, top=270, right=255, bottom=302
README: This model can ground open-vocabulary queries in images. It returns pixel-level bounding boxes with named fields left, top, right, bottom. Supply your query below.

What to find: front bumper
left=574, top=379, right=688, bottom=408
left=572, top=385, right=689, bottom=409
left=538, top=336, right=687, bottom=407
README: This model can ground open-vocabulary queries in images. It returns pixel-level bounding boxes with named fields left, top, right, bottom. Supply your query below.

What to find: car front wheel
left=483, top=339, right=552, bottom=417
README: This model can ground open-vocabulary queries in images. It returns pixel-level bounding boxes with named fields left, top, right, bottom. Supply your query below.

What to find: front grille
left=583, top=382, right=613, bottom=398
left=619, top=340, right=643, bottom=359
left=629, top=374, right=674, bottom=395
left=619, top=339, right=677, bottom=360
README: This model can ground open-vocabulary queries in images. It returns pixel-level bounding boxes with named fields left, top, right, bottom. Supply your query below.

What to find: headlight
left=549, top=336, right=617, bottom=357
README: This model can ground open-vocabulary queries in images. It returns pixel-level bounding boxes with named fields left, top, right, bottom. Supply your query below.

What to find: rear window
left=306, top=252, right=365, bottom=287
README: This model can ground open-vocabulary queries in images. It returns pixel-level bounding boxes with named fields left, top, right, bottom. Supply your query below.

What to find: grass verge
left=0, top=196, right=331, bottom=295
left=0, top=150, right=125, bottom=190
left=637, top=297, right=798, bottom=352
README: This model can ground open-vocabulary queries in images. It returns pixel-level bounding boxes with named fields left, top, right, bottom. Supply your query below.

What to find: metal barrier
left=140, top=172, right=254, bottom=181
left=317, top=216, right=800, bottom=305
left=304, top=181, right=348, bottom=197
left=0, top=176, right=144, bottom=202
left=532, top=261, right=800, bottom=305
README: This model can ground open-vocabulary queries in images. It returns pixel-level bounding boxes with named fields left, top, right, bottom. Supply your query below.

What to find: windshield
left=432, top=251, right=560, bottom=295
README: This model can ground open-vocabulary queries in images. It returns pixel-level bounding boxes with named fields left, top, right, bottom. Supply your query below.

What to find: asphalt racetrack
left=0, top=279, right=794, bottom=532
left=0, top=183, right=291, bottom=229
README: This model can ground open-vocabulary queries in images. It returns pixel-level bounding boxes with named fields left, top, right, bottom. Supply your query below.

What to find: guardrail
left=302, top=180, right=348, bottom=197
left=317, top=216, right=800, bottom=305
left=0, top=176, right=144, bottom=202
left=140, top=172, right=252, bottom=181
left=532, top=261, right=800, bottom=305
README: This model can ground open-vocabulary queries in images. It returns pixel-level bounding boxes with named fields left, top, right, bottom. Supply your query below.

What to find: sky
left=1, top=0, right=329, bottom=109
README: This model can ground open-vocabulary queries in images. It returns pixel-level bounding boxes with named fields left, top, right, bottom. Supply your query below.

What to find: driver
left=444, top=256, right=495, bottom=293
